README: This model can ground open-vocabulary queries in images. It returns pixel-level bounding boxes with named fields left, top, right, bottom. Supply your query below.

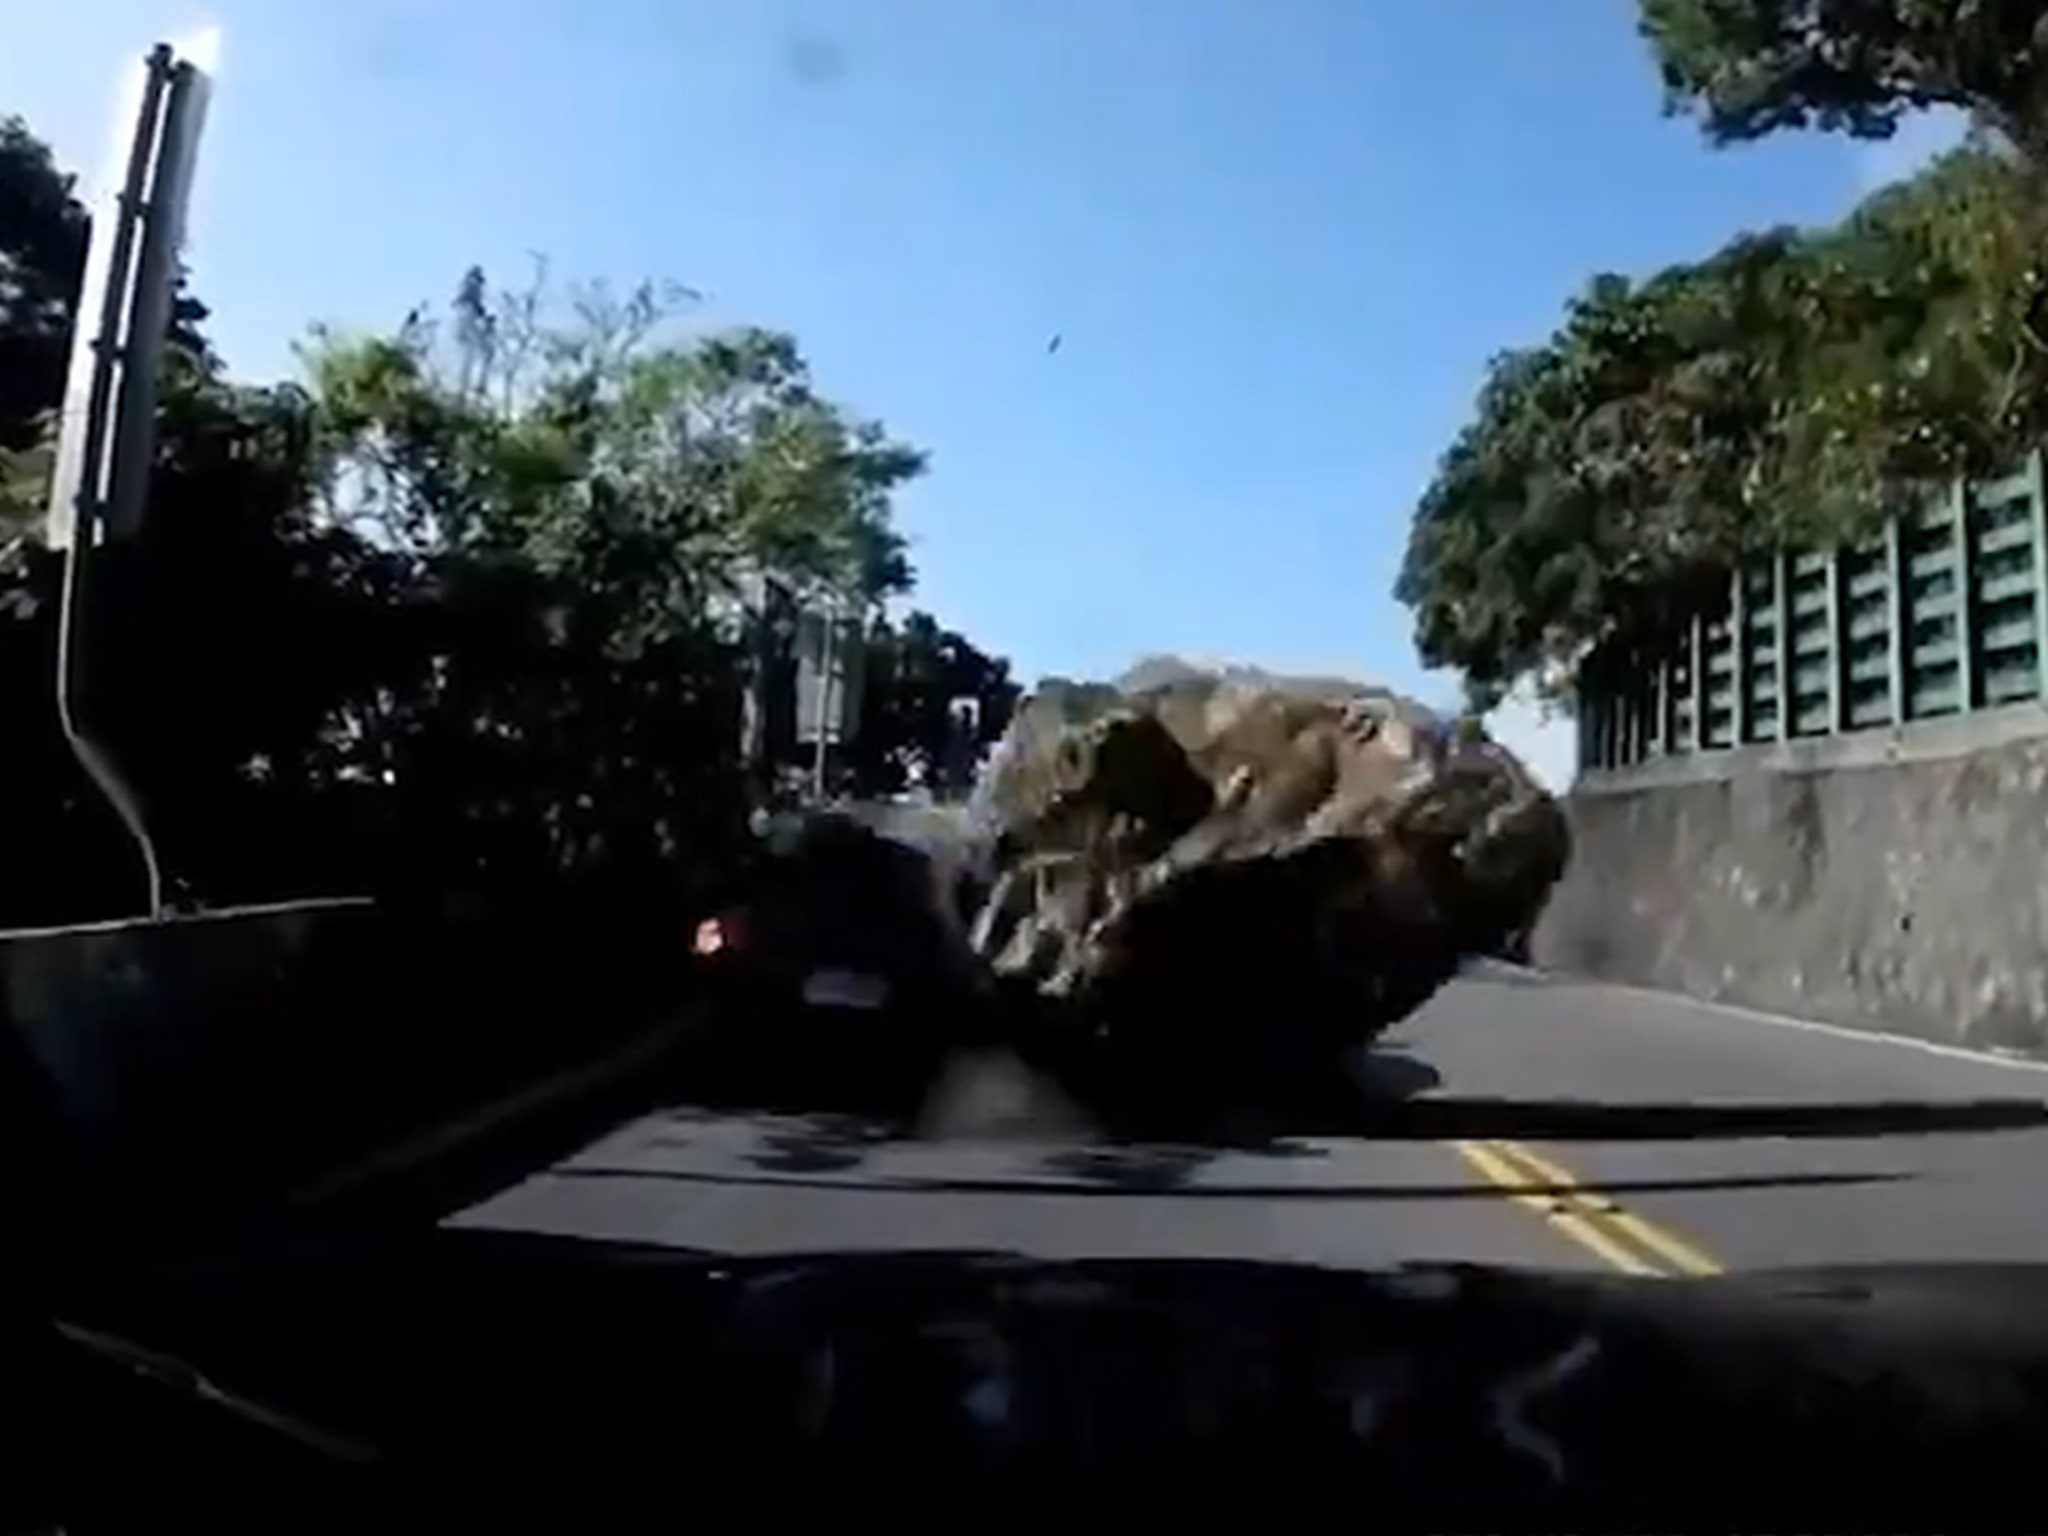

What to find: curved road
left=450, top=969, right=2048, bottom=1277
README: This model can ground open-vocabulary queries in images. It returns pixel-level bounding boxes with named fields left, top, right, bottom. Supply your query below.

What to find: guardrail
left=1577, top=453, right=2048, bottom=772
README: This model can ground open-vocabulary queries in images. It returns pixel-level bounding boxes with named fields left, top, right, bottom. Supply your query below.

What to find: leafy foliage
left=1398, top=4, right=2048, bottom=704
left=305, top=268, right=918, bottom=617
left=848, top=611, right=1021, bottom=796
left=0, top=113, right=215, bottom=540
left=1639, top=0, right=2048, bottom=161
left=0, top=115, right=87, bottom=454
left=0, top=116, right=1008, bottom=928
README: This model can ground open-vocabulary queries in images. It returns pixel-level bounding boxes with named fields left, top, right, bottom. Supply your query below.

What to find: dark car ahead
left=687, top=807, right=999, bottom=1097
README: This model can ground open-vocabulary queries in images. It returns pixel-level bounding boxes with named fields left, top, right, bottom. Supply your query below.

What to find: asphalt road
left=448, top=968, right=2048, bottom=1278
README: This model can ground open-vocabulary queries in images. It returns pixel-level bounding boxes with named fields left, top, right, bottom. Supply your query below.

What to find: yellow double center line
left=1452, top=1139, right=1723, bottom=1278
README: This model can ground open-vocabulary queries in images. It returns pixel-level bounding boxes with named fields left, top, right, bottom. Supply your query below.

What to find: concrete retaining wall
left=4, top=900, right=374, bottom=1171
left=1534, top=702, right=2048, bottom=1054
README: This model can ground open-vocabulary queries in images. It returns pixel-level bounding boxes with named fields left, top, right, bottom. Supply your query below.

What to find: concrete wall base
left=1536, top=712, right=2048, bottom=1056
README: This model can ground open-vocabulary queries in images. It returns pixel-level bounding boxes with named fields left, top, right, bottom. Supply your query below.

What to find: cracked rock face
left=963, top=663, right=1571, bottom=1062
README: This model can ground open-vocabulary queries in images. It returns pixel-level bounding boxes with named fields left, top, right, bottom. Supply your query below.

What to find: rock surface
left=963, top=660, right=1570, bottom=1075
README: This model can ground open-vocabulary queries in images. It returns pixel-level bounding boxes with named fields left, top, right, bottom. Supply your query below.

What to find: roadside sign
left=794, top=606, right=866, bottom=746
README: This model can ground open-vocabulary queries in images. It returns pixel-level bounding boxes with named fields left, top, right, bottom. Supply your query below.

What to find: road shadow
left=320, top=979, right=2048, bottom=1237
left=1351, top=1049, right=1442, bottom=1100
left=1049, top=1082, right=2048, bottom=1148
left=656, top=1018, right=946, bottom=1129
left=1033, top=1138, right=1322, bottom=1192
left=745, top=1113, right=899, bottom=1175
left=1273, top=1094, right=2048, bottom=1143
left=547, top=1159, right=1913, bottom=1203
left=1457, top=960, right=1552, bottom=988
left=990, top=1008, right=2048, bottom=1148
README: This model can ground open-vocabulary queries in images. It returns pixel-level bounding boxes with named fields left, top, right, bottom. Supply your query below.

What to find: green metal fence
left=1578, top=453, right=2048, bottom=772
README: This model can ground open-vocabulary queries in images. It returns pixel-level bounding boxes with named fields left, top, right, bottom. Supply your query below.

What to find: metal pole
left=106, top=57, right=211, bottom=542
left=49, top=46, right=180, bottom=919
left=811, top=594, right=836, bottom=801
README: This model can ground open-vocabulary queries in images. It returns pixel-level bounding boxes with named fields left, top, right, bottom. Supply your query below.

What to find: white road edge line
left=1469, top=959, right=2048, bottom=1076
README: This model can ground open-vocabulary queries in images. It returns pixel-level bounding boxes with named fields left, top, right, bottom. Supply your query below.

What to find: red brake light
left=693, top=912, right=743, bottom=957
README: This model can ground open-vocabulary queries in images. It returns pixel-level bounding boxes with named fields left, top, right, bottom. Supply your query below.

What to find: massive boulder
left=961, top=660, right=1569, bottom=1080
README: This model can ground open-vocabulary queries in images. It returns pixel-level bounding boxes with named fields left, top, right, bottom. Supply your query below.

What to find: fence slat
left=1773, top=553, right=1792, bottom=741
left=2031, top=453, right=2048, bottom=703
left=1886, top=514, right=1907, bottom=728
left=1574, top=458, right=2048, bottom=777
left=1730, top=567, right=1750, bottom=745
left=1690, top=614, right=1706, bottom=752
left=1955, top=480, right=1980, bottom=713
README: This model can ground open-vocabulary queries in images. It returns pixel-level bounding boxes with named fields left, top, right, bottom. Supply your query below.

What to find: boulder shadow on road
left=744, top=1113, right=901, bottom=1176
left=1349, top=1049, right=1443, bottom=1101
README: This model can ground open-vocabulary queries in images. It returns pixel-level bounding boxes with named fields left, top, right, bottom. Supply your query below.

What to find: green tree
left=305, top=266, right=920, bottom=649
left=848, top=610, right=1020, bottom=795
left=291, top=266, right=935, bottom=897
left=0, top=115, right=87, bottom=540
left=0, top=115, right=88, bottom=452
left=1638, top=0, right=2048, bottom=162
left=0, top=112, right=215, bottom=541
left=1398, top=140, right=2048, bottom=701
left=0, top=110, right=937, bottom=926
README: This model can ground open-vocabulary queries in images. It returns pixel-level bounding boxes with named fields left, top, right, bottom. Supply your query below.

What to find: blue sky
left=3, top=1, right=1963, bottom=787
